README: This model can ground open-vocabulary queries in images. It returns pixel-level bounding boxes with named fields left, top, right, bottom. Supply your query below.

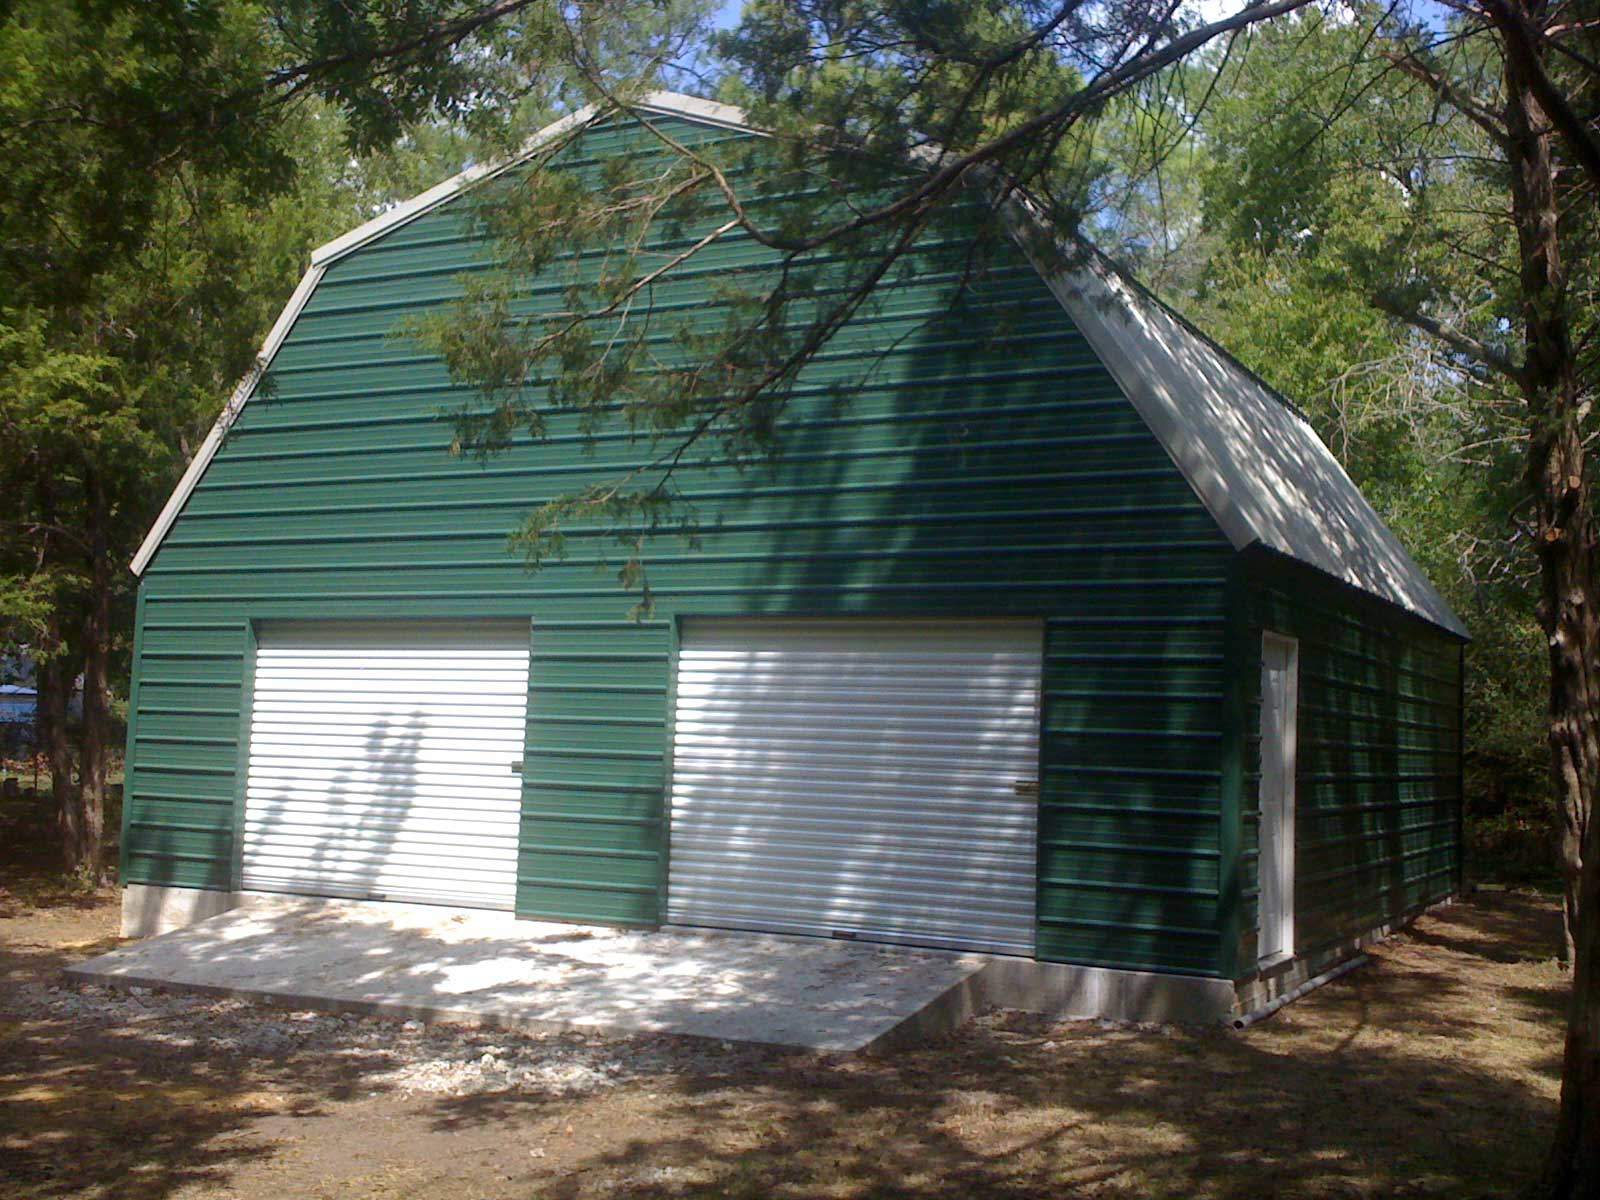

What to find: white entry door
left=666, top=618, right=1042, bottom=955
left=1258, top=632, right=1299, bottom=962
left=241, top=621, right=531, bottom=910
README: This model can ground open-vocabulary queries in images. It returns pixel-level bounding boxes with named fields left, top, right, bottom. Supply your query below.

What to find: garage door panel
left=250, top=709, right=530, bottom=728
left=671, top=743, right=1038, bottom=775
left=241, top=620, right=530, bottom=910
left=667, top=893, right=1035, bottom=948
left=664, top=801, right=1037, bottom=838
left=670, top=880, right=1037, bottom=923
left=244, top=761, right=521, bottom=790
left=670, top=764, right=1035, bottom=795
left=247, top=739, right=528, bottom=768
left=668, top=856, right=1039, bottom=886
left=241, top=847, right=519, bottom=877
left=241, top=802, right=526, bottom=832
left=671, top=720, right=1038, bottom=746
left=668, top=824, right=1036, bottom=857
left=673, top=691, right=1041, bottom=713
left=674, top=674, right=1039, bottom=698
left=239, top=874, right=515, bottom=908
left=668, top=618, right=1041, bottom=956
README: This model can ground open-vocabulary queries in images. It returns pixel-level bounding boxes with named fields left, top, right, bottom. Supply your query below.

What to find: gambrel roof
left=131, top=92, right=1467, bottom=639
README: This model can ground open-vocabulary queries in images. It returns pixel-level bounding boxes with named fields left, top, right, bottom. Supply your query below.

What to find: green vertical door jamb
left=655, top=616, right=684, bottom=928
left=229, top=621, right=258, bottom=893
left=1217, top=558, right=1250, bottom=981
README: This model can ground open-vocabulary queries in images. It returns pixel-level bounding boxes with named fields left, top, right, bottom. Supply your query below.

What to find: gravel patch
left=9, top=976, right=777, bottom=1098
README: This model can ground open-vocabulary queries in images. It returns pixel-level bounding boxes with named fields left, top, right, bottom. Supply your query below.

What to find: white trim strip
left=127, top=88, right=1467, bottom=642
left=130, top=93, right=753, bottom=576
left=308, top=104, right=600, bottom=266
left=307, top=94, right=755, bottom=268
left=1002, top=193, right=1467, bottom=638
left=130, top=262, right=326, bottom=575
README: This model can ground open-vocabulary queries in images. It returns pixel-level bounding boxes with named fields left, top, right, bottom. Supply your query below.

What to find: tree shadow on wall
left=696, top=223, right=1234, bottom=975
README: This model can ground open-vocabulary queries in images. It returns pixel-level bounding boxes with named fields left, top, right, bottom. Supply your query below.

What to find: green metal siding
left=123, top=113, right=1237, bottom=973
left=1232, top=549, right=1463, bottom=974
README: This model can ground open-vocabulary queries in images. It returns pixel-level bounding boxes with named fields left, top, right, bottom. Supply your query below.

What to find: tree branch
left=1481, top=0, right=1600, bottom=191
left=1372, top=293, right=1528, bottom=386
left=260, top=0, right=545, bottom=98
left=619, top=0, right=1318, bottom=257
left=1384, top=48, right=1510, bottom=148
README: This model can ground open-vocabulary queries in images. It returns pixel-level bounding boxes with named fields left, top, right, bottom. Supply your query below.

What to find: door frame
left=233, top=616, right=535, bottom=909
left=1258, top=631, right=1299, bottom=964
left=660, top=613, right=1046, bottom=956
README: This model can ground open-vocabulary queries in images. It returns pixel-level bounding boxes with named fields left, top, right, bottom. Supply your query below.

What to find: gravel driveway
left=0, top=876, right=1573, bottom=1200
left=9, top=971, right=775, bottom=1098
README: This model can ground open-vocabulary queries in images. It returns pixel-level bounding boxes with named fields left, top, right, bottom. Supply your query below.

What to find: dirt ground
left=0, top=875, right=1570, bottom=1200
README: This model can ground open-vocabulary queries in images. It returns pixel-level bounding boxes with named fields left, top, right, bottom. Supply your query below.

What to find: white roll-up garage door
left=667, top=618, right=1042, bottom=955
left=241, top=621, right=530, bottom=910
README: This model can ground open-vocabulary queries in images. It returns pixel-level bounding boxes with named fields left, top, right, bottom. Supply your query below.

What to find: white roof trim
left=309, top=105, right=600, bottom=267
left=308, top=93, right=754, bottom=268
left=1028, top=242, right=1468, bottom=638
left=130, top=262, right=325, bottom=576
left=130, top=92, right=1467, bottom=639
left=131, top=94, right=729, bottom=576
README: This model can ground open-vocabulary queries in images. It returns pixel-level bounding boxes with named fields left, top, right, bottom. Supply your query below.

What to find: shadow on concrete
left=65, top=897, right=984, bottom=1052
left=420, top=894, right=1566, bottom=1200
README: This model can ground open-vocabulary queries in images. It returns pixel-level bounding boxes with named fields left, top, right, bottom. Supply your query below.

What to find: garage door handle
left=510, top=760, right=523, bottom=774
left=1014, top=779, right=1038, bottom=797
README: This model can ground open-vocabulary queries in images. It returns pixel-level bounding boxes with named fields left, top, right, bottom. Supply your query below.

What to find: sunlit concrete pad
left=65, top=897, right=988, bottom=1053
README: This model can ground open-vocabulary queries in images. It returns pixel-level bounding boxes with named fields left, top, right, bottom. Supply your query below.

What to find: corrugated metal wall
left=123, top=112, right=1240, bottom=975
left=1231, top=550, right=1463, bottom=975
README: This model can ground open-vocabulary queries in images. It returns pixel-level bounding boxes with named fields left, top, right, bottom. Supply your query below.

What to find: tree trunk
left=1508, top=0, right=1600, bottom=1191
left=37, top=648, right=78, bottom=871
left=72, top=479, right=113, bottom=881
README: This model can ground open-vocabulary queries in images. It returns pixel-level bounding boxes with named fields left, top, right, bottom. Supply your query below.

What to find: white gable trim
left=128, top=91, right=1468, bottom=641
left=131, top=93, right=745, bottom=576
left=1031, top=248, right=1468, bottom=638
left=130, top=262, right=325, bottom=575
left=308, top=93, right=753, bottom=268
left=309, top=105, right=600, bottom=267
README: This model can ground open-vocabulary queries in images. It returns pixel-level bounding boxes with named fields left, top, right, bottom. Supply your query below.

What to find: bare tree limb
left=1385, top=48, right=1511, bottom=147
left=611, top=0, right=1318, bottom=259
left=1372, top=292, right=1528, bottom=385
left=260, top=0, right=545, bottom=98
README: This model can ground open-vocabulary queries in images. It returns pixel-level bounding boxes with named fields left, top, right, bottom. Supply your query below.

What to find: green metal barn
left=119, top=93, right=1468, bottom=1021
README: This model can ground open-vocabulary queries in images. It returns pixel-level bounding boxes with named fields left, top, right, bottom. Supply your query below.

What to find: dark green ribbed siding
left=123, top=112, right=1240, bottom=973
left=1230, top=550, right=1463, bottom=974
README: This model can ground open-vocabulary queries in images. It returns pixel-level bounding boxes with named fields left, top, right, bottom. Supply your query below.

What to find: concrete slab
left=66, top=897, right=987, bottom=1053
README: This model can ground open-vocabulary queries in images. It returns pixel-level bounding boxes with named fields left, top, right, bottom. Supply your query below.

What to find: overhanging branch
left=1372, top=292, right=1528, bottom=387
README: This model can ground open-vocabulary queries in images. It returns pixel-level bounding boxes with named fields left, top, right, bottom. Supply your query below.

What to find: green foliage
left=0, top=2, right=294, bottom=309
left=1120, top=8, right=1560, bottom=851
left=0, top=0, right=584, bottom=866
left=414, top=1, right=1300, bottom=600
left=267, top=0, right=711, bottom=154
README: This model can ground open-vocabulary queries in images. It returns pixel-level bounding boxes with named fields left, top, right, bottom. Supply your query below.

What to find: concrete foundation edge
left=1232, top=895, right=1454, bottom=1015
left=120, top=884, right=1455, bottom=1033
left=974, top=958, right=1239, bottom=1024
left=121, top=882, right=261, bottom=938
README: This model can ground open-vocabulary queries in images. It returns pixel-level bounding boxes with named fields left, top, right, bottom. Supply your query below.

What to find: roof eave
left=130, top=91, right=1469, bottom=647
